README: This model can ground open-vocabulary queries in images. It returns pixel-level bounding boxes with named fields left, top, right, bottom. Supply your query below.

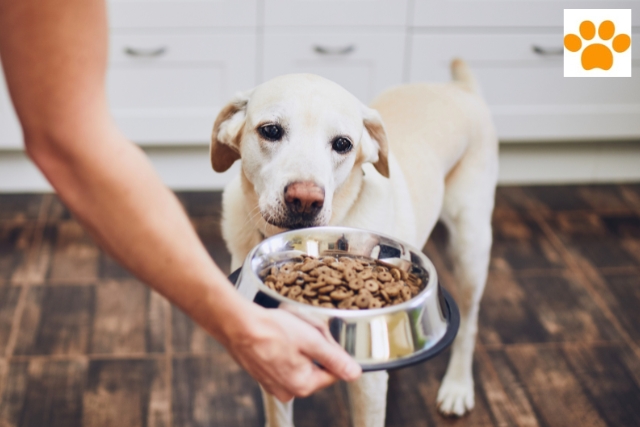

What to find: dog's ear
left=360, top=105, right=390, bottom=178
left=210, top=90, right=253, bottom=172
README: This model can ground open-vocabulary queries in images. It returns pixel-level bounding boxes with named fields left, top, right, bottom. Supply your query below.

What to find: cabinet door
left=409, top=33, right=640, bottom=141
left=108, top=33, right=257, bottom=145
left=265, top=0, right=408, bottom=26
left=0, top=66, right=23, bottom=149
left=108, top=0, right=258, bottom=28
left=263, top=31, right=405, bottom=103
left=412, top=0, right=638, bottom=27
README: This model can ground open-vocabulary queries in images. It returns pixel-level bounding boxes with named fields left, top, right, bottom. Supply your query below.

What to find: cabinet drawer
left=108, top=0, right=258, bottom=28
left=265, top=0, right=408, bottom=26
left=412, top=0, right=638, bottom=27
left=409, top=33, right=640, bottom=141
left=108, top=33, right=257, bottom=145
left=263, top=31, right=405, bottom=103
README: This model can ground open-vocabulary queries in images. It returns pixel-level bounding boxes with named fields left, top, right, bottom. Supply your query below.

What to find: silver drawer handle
left=124, top=46, right=167, bottom=57
left=314, top=45, right=355, bottom=55
left=532, top=45, right=564, bottom=56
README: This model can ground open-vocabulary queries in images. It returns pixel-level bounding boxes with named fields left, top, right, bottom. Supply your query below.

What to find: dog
left=210, top=59, right=498, bottom=427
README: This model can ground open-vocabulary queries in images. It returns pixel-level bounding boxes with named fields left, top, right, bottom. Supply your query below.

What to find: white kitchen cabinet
left=108, top=0, right=259, bottom=28
left=410, top=33, right=640, bottom=141
left=263, top=31, right=405, bottom=103
left=412, top=0, right=638, bottom=27
left=108, top=33, right=257, bottom=144
left=265, top=0, right=409, bottom=27
left=0, top=65, right=22, bottom=149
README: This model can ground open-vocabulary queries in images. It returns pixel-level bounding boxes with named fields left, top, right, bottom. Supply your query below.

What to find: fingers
left=261, top=366, right=335, bottom=401
left=299, top=328, right=362, bottom=382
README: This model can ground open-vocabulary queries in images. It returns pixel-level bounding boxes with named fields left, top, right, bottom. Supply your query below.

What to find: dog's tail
left=451, top=58, right=480, bottom=94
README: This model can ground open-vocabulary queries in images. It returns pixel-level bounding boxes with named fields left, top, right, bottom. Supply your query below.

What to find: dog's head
left=211, top=74, right=388, bottom=230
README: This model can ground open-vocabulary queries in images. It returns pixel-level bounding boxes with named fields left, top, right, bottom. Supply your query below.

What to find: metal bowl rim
left=243, top=226, right=440, bottom=318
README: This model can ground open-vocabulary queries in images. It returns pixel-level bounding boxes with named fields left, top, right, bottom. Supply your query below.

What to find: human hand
left=222, top=303, right=362, bottom=402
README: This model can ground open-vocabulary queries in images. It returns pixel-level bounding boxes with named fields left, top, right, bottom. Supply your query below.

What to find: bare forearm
left=31, top=125, right=248, bottom=343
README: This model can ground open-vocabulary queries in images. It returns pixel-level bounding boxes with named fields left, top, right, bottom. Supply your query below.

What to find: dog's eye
left=331, top=137, right=353, bottom=154
left=258, top=124, right=283, bottom=141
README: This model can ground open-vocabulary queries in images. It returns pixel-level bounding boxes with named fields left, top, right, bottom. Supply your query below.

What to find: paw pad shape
left=564, top=20, right=631, bottom=70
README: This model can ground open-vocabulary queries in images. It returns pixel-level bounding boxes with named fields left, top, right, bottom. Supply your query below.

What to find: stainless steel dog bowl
left=230, top=226, right=459, bottom=371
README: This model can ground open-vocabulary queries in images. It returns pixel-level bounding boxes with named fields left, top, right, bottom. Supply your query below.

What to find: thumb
left=300, top=329, right=362, bottom=382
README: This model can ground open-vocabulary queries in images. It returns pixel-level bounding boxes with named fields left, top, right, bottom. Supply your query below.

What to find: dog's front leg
left=437, top=207, right=492, bottom=416
left=347, top=371, right=389, bottom=427
left=261, top=387, right=294, bottom=427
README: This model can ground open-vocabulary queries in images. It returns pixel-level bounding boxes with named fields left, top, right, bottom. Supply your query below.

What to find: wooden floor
left=0, top=185, right=639, bottom=427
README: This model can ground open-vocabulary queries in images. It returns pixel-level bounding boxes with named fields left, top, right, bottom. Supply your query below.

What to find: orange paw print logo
left=564, top=20, right=631, bottom=70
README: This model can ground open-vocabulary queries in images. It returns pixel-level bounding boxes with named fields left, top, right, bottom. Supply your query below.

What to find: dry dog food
left=259, top=255, right=425, bottom=309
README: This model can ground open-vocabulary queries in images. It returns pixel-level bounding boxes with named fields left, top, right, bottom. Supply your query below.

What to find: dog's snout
left=284, top=181, right=325, bottom=216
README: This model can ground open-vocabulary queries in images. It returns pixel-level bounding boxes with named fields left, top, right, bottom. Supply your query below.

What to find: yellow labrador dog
left=211, top=59, right=498, bottom=427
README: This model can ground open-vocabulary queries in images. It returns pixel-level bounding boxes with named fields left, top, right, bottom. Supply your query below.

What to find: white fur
left=212, top=60, right=498, bottom=426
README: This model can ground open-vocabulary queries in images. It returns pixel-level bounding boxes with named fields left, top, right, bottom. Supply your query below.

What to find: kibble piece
left=344, top=269, right=357, bottom=281
left=369, top=298, right=383, bottom=309
left=377, top=271, right=392, bottom=282
left=302, top=288, right=318, bottom=298
left=364, top=280, right=380, bottom=293
left=318, top=285, right=335, bottom=294
left=330, top=289, right=350, bottom=301
left=355, top=292, right=371, bottom=308
left=348, top=278, right=364, bottom=291
left=360, top=268, right=373, bottom=280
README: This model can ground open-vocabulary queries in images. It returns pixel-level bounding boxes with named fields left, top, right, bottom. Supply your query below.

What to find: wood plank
left=0, top=195, right=44, bottom=223
left=146, top=290, right=168, bottom=354
left=171, top=307, right=221, bottom=355
left=599, top=272, right=640, bottom=343
left=11, top=224, right=53, bottom=286
left=0, top=360, right=29, bottom=426
left=192, top=217, right=231, bottom=276
left=14, top=286, right=95, bottom=356
left=497, top=346, right=609, bottom=427
left=479, top=269, right=621, bottom=345
left=83, top=358, right=169, bottom=427
left=0, top=222, right=37, bottom=286
left=90, top=280, right=149, bottom=355
left=47, top=221, right=99, bottom=285
left=495, top=186, right=550, bottom=214
left=563, top=343, right=640, bottom=427
left=98, top=253, right=134, bottom=279
left=0, top=287, right=21, bottom=356
left=172, top=355, right=261, bottom=427
left=387, top=350, right=496, bottom=427
left=0, top=359, right=87, bottom=427
left=523, top=186, right=594, bottom=212
left=478, top=271, right=551, bottom=345
left=176, top=192, right=223, bottom=219
left=491, top=210, right=565, bottom=272
left=577, top=186, right=634, bottom=214
left=546, top=211, right=639, bottom=269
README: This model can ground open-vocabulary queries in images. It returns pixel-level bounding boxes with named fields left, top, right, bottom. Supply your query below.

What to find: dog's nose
left=284, top=181, right=325, bottom=216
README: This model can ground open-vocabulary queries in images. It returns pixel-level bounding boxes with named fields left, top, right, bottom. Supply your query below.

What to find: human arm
left=0, top=0, right=360, bottom=401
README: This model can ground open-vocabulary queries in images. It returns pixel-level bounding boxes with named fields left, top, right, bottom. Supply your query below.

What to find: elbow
left=23, top=132, right=71, bottom=177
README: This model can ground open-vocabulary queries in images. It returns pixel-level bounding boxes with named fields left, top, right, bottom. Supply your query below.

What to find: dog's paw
left=436, top=378, right=475, bottom=417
